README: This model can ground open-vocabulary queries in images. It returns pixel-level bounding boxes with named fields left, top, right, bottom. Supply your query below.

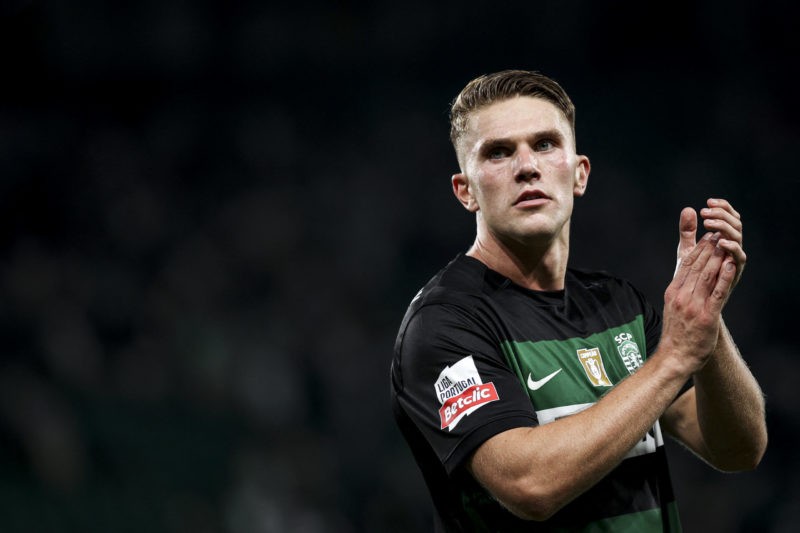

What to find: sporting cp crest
left=577, top=347, right=613, bottom=387
left=614, top=332, right=643, bottom=375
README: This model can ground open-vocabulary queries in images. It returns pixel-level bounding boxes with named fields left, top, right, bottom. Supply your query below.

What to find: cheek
left=471, top=171, right=505, bottom=200
left=545, top=154, right=572, bottom=171
left=544, top=156, right=576, bottom=184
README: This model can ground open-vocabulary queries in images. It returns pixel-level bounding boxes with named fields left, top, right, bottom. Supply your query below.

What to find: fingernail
left=725, top=262, right=735, bottom=271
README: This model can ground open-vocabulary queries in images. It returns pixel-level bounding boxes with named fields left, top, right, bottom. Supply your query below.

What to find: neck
left=467, top=225, right=571, bottom=291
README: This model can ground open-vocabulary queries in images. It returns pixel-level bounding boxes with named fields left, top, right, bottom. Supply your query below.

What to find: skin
left=452, top=97, right=589, bottom=291
left=451, top=96, right=767, bottom=521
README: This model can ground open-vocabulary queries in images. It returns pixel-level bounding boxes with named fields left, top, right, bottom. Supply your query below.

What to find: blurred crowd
left=1, top=1, right=798, bottom=532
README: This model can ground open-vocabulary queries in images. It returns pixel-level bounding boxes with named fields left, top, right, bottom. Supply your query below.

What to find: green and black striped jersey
left=391, top=254, right=684, bottom=532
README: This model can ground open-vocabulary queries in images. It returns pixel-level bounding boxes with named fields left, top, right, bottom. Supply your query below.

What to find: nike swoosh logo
left=527, top=368, right=562, bottom=391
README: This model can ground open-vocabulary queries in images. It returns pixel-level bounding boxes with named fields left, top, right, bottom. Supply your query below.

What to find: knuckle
left=721, top=265, right=736, bottom=281
left=711, top=287, right=727, bottom=301
left=669, top=297, right=686, bottom=313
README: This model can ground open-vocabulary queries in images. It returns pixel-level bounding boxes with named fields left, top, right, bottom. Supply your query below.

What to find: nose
left=513, top=146, right=540, bottom=182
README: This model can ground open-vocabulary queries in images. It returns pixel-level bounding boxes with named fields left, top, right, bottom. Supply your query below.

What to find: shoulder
left=567, top=266, right=626, bottom=287
left=566, top=266, right=646, bottom=298
left=406, top=254, right=498, bottom=314
left=565, top=267, right=657, bottom=324
left=394, top=255, right=504, bottom=364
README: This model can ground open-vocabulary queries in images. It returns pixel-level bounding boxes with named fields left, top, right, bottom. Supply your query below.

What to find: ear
left=452, top=173, right=479, bottom=212
left=573, top=155, right=591, bottom=197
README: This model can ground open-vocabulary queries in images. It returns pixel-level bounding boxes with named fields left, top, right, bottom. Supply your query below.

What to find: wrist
left=650, top=341, right=703, bottom=382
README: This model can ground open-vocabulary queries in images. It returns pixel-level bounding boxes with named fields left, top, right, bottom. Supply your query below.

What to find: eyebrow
left=477, top=128, right=566, bottom=152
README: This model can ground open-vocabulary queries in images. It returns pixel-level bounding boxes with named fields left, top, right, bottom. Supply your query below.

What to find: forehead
left=461, top=96, right=573, bottom=151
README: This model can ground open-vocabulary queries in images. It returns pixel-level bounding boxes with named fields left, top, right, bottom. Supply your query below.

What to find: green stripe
left=500, top=317, right=647, bottom=411
left=549, top=503, right=681, bottom=532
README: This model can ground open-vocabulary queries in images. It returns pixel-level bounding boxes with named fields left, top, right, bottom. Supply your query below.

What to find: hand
left=662, top=232, right=737, bottom=373
left=676, top=199, right=746, bottom=289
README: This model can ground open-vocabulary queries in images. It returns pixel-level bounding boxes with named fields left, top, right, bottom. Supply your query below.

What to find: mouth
left=514, top=189, right=550, bottom=206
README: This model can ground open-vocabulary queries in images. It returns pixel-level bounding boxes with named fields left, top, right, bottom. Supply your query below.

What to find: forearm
left=470, top=349, right=690, bottom=520
left=693, top=318, right=767, bottom=471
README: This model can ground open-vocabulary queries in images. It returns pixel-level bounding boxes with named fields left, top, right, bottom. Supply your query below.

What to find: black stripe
left=534, top=447, right=675, bottom=529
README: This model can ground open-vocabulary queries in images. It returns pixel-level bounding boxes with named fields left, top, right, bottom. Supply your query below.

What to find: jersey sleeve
left=393, top=301, right=538, bottom=475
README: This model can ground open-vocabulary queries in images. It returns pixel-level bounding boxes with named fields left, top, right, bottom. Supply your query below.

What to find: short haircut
left=449, top=70, right=576, bottom=150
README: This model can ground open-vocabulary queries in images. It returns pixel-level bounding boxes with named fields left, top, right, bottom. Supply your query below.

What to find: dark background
left=2, top=0, right=798, bottom=531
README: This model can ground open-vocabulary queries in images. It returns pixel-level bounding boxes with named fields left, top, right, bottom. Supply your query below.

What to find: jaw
left=476, top=210, right=572, bottom=257
left=470, top=216, right=572, bottom=291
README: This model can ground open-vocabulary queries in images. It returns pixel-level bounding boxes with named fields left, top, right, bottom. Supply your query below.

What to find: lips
left=514, top=189, right=550, bottom=206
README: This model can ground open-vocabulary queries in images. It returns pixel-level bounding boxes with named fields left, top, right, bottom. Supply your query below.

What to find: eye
left=487, top=146, right=511, bottom=160
left=534, top=139, right=555, bottom=151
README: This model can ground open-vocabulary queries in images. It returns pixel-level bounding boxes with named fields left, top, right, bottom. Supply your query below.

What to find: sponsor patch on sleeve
left=435, top=355, right=499, bottom=431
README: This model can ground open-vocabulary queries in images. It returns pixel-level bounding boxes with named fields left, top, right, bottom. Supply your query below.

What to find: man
left=389, top=70, right=767, bottom=531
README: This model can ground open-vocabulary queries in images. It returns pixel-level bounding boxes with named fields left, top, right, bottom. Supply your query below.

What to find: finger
left=717, top=240, right=746, bottom=267
left=706, top=256, right=737, bottom=315
left=702, top=216, right=743, bottom=244
left=692, top=238, right=727, bottom=301
left=706, top=198, right=741, bottom=220
left=717, top=239, right=747, bottom=286
left=701, top=206, right=742, bottom=227
left=674, top=232, right=715, bottom=289
left=701, top=206, right=742, bottom=242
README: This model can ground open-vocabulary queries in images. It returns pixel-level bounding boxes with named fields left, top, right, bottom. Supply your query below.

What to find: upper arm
left=467, top=426, right=556, bottom=521
left=395, top=303, right=538, bottom=473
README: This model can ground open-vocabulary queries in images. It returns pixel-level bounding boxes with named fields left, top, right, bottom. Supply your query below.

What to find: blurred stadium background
left=1, top=0, right=798, bottom=531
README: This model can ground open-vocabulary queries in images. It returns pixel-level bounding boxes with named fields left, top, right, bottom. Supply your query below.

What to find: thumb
left=674, top=207, right=697, bottom=278
left=677, top=207, right=697, bottom=259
